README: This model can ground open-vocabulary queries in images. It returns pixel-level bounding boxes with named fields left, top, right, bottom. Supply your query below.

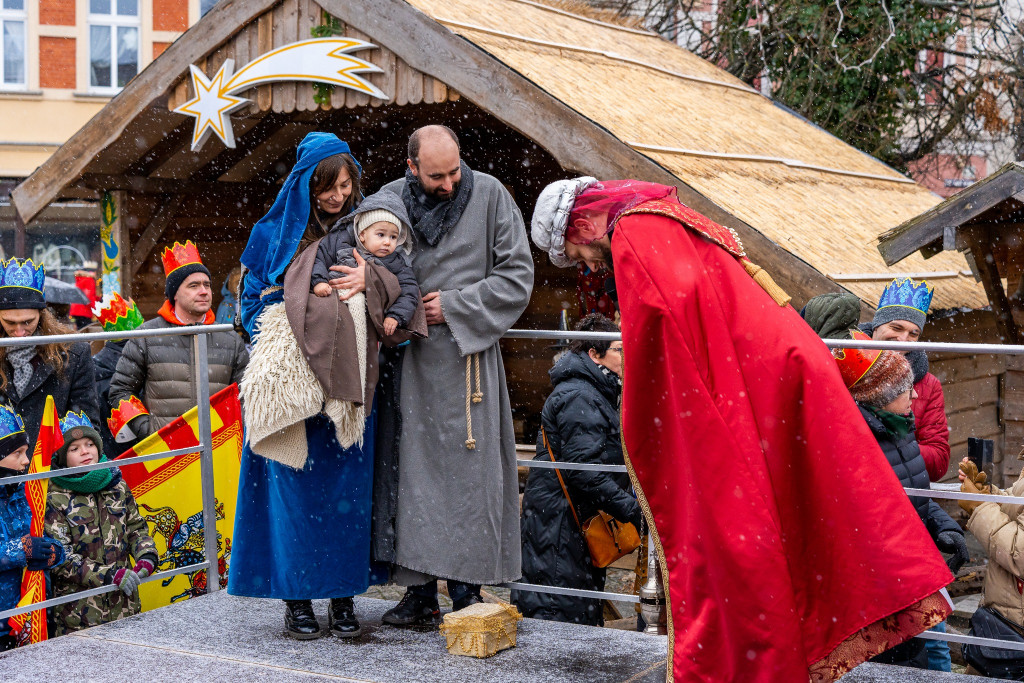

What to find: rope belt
left=465, top=352, right=483, bottom=449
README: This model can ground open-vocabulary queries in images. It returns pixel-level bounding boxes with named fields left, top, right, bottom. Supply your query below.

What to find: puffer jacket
left=966, top=470, right=1024, bottom=627
left=107, top=315, right=248, bottom=435
left=911, top=364, right=950, bottom=482
left=44, top=472, right=158, bottom=635
left=858, top=405, right=960, bottom=538
left=511, top=351, right=641, bottom=627
left=860, top=322, right=951, bottom=482
left=93, top=340, right=127, bottom=456
left=0, top=482, right=31, bottom=638
left=0, top=342, right=99, bottom=451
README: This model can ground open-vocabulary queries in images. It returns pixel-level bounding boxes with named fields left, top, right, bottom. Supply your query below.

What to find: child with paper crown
left=44, top=411, right=157, bottom=635
left=310, top=189, right=421, bottom=336
left=0, top=403, right=65, bottom=651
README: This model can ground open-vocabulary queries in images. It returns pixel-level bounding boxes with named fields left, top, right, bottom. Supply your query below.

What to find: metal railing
left=4, top=324, right=1024, bottom=653
left=0, top=323, right=233, bottom=623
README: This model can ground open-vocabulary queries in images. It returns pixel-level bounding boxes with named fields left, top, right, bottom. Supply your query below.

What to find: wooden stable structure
left=11, top=0, right=987, bottom=440
left=880, top=162, right=1024, bottom=483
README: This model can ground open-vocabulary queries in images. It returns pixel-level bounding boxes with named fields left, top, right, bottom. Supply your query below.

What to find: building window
left=0, top=0, right=26, bottom=89
left=89, top=0, right=139, bottom=92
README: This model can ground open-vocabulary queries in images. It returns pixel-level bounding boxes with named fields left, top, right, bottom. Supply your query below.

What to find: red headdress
left=567, top=180, right=677, bottom=243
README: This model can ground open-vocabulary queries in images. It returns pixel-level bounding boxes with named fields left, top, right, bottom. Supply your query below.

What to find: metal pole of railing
left=193, top=331, right=220, bottom=594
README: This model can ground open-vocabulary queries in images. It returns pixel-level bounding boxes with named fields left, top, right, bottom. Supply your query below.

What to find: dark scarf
left=52, top=455, right=117, bottom=494
left=866, top=406, right=915, bottom=440
left=401, top=161, right=474, bottom=247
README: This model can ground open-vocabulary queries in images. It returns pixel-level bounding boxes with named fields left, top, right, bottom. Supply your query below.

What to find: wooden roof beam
left=963, top=227, right=1020, bottom=344
left=878, top=163, right=1024, bottom=266
left=191, top=113, right=291, bottom=183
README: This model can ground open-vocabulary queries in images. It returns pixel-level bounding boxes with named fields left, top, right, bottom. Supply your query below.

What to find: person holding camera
left=511, top=313, right=641, bottom=626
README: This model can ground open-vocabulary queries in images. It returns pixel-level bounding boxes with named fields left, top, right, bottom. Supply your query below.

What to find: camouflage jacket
left=44, top=474, right=158, bottom=635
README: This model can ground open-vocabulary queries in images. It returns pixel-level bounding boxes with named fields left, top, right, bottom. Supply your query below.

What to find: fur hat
left=849, top=350, right=914, bottom=408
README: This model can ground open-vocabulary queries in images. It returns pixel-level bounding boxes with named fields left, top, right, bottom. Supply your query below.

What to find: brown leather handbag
left=542, top=427, right=641, bottom=568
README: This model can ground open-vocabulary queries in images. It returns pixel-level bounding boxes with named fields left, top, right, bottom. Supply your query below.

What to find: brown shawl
left=283, top=240, right=427, bottom=406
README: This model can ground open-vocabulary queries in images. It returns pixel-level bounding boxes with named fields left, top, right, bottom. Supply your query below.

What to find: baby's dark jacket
left=311, top=228, right=421, bottom=327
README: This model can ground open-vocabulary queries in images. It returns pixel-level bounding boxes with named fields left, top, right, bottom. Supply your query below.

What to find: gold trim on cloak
left=620, top=415, right=674, bottom=682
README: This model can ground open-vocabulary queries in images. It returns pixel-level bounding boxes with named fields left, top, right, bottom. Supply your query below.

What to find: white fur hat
left=531, top=177, right=598, bottom=268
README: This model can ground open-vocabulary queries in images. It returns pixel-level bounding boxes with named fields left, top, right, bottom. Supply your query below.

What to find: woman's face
left=589, top=342, right=624, bottom=379
left=315, top=166, right=353, bottom=215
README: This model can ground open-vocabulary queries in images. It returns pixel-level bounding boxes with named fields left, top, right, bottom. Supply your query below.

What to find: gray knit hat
left=872, top=277, right=934, bottom=331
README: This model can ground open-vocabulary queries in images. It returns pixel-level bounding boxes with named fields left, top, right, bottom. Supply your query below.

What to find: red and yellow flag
left=116, top=384, right=242, bottom=609
left=8, top=396, right=63, bottom=645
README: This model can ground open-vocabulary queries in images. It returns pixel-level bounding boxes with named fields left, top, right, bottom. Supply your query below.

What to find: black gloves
left=936, top=531, right=970, bottom=575
left=22, top=535, right=64, bottom=570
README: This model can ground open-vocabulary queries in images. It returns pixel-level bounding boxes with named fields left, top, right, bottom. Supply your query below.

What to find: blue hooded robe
left=228, top=133, right=381, bottom=599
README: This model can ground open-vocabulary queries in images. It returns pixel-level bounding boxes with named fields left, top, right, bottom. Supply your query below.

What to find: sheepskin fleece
left=240, top=301, right=365, bottom=469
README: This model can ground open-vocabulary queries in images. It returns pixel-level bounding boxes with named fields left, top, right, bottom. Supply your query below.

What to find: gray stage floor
left=0, top=591, right=987, bottom=682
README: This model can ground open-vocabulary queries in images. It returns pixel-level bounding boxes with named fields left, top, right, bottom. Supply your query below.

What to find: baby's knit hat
left=849, top=350, right=914, bottom=408
left=357, top=209, right=403, bottom=236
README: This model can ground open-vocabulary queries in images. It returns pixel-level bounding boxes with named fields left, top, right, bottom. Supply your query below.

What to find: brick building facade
left=0, top=0, right=202, bottom=276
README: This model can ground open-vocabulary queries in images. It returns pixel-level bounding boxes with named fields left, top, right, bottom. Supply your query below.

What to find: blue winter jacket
left=0, top=482, right=31, bottom=637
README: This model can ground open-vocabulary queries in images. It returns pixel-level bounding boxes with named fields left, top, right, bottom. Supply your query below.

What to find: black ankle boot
left=381, top=589, right=441, bottom=628
left=328, top=597, right=362, bottom=638
left=452, top=592, right=484, bottom=611
left=284, top=599, right=320, bottom=639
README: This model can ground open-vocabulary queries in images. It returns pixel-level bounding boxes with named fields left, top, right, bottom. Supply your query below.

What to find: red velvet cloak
left=613, top=207, right=952, bottom=681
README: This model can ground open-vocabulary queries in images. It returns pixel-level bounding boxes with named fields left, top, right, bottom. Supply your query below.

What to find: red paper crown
left=161, top=240, right=204, bottom=276
left=832, top=331, right=882, bottom=389
left=108, top=396, right=149, bottom=443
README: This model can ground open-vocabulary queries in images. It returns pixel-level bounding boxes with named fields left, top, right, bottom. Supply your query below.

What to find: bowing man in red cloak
left=531, top=178, right=953, bottom=682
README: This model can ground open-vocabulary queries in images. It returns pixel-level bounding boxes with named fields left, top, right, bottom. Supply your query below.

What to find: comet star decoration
left=173, top=38, right=388, bottom=151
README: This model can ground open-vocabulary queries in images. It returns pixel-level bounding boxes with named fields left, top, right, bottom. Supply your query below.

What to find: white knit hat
left=356, top=209, right=402, bottom=235
left=531, top=177, right=598, bottom=267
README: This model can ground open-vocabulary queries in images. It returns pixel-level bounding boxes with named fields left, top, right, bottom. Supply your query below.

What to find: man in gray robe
left=374, top=125, right=534, bottom=626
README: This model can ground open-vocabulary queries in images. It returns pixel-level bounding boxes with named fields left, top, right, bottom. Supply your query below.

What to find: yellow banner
left=116, top=385, right=242, bottom=609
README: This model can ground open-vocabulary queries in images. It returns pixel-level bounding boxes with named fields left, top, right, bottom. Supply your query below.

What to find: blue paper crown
left=0, top=258, right=45, bottom=294
left=59, top=411, right=95, bottom=435
left=0, top=404, right=25, bottom=440
left=877, top=277, right=934, bottom=315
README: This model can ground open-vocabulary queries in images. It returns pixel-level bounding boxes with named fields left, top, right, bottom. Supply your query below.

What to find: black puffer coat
left=93, top=340, right=127, bottom=455
left=511, top=351, right=641, bottom=626
left=108, top=316, right=248, bottom=436
left=0, top=342, right=99, bottom=451
left=858, top=406, right=960, bottom=538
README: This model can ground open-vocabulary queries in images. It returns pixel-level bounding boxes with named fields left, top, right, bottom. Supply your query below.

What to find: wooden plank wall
left=927, top=309, right=1018, bottom=483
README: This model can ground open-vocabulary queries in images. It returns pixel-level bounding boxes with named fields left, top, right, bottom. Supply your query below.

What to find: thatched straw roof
left=410, top=0, right=985, bottom=309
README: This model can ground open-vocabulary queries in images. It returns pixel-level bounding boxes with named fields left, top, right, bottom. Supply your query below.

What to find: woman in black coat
left=511, top=314, right=641, bottom=626
left=0, top=304, right=99, bottom=450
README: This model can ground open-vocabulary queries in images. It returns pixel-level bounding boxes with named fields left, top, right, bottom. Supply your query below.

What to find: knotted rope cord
left=465, top=353, right=484, bottom=449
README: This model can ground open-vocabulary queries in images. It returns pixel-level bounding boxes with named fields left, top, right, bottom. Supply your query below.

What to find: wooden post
left=13, top=211, right=26, bottom=258
left=966, top=229, right=1020, bottom=344
left=100, top=191, right=129, bottom=299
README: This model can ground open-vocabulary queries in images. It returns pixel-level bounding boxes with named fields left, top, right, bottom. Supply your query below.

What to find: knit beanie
left=53, top=424, right=103, bottom=469
left=165, top=262, right=212, bottom=304
left=356, top=209, right=403, bottom=236
left=850, top=350, right=914, bottom=409
left=0, top=429, right=28, bottom=459
left=872, top=277, right=934, bottom=331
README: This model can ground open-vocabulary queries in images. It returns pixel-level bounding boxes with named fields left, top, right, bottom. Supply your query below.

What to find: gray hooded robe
left=380, top=171, right=534, bottom=585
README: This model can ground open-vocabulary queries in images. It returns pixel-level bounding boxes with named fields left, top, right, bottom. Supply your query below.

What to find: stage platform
left=0, top=591, right=987, bottom=681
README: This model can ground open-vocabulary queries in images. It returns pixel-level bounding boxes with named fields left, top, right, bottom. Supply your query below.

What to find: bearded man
left=531, top=178, right=953, bottom=682
left=374, top=125, right=534, bottom=625
left=108, top=241, right=248, bottom=437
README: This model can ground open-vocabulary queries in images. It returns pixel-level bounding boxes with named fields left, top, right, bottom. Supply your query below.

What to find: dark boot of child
left=328, top=597, right=361, bottom=638
left=283, top=599, right=320, bottom=639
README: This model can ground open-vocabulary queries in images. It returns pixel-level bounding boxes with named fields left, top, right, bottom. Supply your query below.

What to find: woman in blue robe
left=228, top=132, right=377, bottom=639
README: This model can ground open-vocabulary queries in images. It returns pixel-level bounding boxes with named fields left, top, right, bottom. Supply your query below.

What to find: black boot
left=450, top=581, right=483, bottom=611
left=283, top=599, right=321, bottom=640
left=381, top=589, right=441, bottom=628
left=328, top=597, right=362, bottom=638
